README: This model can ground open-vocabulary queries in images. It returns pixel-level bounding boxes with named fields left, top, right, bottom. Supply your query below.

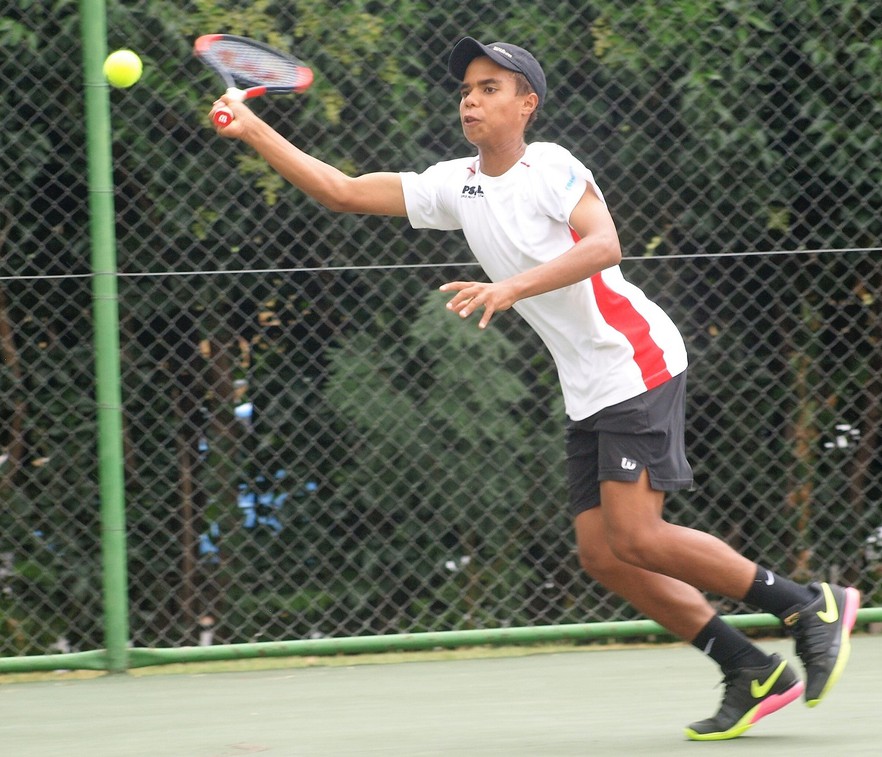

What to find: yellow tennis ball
left=103, top=49, right=143, bottom=88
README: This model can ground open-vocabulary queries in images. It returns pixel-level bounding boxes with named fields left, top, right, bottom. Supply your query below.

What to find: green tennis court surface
left=2, top=636, right=878, bottom=756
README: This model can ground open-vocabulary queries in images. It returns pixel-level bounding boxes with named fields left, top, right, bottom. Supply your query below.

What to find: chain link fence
left=2, top=1, right=881, bottom=658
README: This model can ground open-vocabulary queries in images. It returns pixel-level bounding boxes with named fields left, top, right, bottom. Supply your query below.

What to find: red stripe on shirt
left=591, top=274, right=672, bottom=389
left=570, top=227, right=671, bottom=390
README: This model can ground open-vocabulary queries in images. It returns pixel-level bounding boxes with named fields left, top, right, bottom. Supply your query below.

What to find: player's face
left=458, top=57, right=532, bottom=147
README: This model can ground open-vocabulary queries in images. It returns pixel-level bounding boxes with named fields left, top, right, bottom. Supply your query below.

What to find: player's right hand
left=209, top=96, right=252, bottom=138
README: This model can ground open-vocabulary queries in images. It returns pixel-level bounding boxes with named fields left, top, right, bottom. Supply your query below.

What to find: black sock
left=742, top=565, right=815, bottom=617
left=691, top=614, right=770, bottom=674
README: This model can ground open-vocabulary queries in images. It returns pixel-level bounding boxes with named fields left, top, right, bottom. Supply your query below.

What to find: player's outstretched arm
left=209, top=95, right=407, bottom=217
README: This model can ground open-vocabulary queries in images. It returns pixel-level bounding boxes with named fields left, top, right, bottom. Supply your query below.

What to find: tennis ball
left=103, top=49, right=143, bottom=88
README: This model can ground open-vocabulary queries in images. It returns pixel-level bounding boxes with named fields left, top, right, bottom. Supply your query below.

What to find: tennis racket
left=194, top=34, right=314, bottom=127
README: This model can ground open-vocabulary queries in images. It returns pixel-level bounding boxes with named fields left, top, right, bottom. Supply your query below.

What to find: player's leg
left=577, top=506, right=749, bottom=642
left=601, top=471, right=770, bottom=600
left=602, top=470, right=860, bottom=709
left=593, top=372, right=860, bottom=709
left=575, top=504, right=803, bottom=741
left=575, top=506, right=713, bottom=639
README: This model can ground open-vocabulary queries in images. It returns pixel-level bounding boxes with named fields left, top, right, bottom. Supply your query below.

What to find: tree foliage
left=588, top=0, right=882, bottom=254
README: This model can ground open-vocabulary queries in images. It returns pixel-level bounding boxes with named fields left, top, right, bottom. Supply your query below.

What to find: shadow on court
left=1, top=636, right=878, bottom=756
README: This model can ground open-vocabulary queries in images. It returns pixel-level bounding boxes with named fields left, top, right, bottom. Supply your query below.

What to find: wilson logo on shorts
left=620, top=457, right=638, bottom=471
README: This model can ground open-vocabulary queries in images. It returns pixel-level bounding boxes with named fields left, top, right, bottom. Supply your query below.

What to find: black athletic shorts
left=565, top=370, right=694, bottom=517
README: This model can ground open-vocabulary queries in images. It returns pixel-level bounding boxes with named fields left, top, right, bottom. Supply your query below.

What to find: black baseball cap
left=448, top=37, right=547, bottom=110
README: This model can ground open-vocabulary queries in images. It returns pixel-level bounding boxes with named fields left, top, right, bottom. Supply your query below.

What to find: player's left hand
left=439, top=280, right=517, bottom=329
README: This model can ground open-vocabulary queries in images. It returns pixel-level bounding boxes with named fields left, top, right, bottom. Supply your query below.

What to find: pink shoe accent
left=843, top=588, right=861, bottom=633
left=750, top=681, right=805, bottom=724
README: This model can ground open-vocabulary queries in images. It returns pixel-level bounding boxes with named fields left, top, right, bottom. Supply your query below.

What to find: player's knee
left=607, top=528, right=660, bottom=571
left=577, top=544, right=618, bottom=582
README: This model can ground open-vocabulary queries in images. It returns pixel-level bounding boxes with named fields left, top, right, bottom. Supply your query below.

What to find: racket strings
left=206, top=41, right=309, bottom=88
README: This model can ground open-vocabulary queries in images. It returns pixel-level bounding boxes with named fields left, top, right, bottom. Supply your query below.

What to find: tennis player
left=209, top=36, right=861, bottom=741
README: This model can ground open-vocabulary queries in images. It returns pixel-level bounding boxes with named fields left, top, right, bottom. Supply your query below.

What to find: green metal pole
left=80, top=0, right=130, bottom=673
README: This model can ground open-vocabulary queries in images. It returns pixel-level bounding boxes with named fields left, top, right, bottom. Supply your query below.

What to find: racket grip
left=213, top=107, right=235, bottom=127
left=213, top=88, right=247, bottom=128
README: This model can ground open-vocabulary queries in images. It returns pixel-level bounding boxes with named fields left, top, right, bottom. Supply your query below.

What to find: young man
left=209, top=36, right=860, bottom=741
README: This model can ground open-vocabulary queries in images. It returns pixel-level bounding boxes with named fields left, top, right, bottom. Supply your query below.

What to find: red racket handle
left=214, top=107, right=235, bottom=127
left=213, top=88, right=247, bottom=128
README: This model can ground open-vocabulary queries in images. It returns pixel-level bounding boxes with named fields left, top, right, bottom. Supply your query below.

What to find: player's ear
left=522, top=92, right=539, bottom=118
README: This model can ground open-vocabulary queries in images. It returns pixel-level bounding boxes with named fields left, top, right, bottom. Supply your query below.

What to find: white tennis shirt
left=400, top=141, right=687, bottom=421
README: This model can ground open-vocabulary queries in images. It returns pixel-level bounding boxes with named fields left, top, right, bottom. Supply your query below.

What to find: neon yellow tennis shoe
left=685, top=654, right=803, bottom=741
left=783, top=581, right=861, bottom=706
